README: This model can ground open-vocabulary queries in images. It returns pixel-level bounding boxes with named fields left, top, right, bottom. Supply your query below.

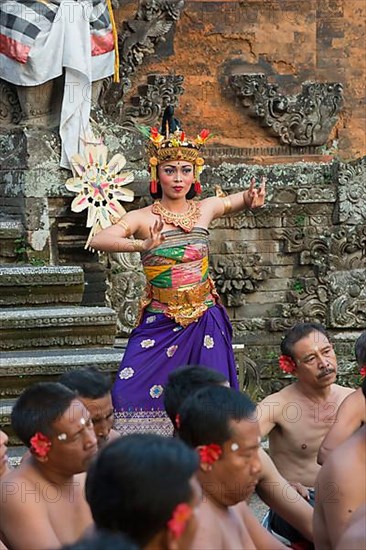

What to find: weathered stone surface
left=131, top=0, right=366, bottom=159
left=0, top=306, right=117, bottom=350
left=0, top=266, right=84, bottom=307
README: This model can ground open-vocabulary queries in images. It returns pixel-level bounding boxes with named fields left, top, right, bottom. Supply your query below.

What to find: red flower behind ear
left=279, top=355, right=296, bottom=374
left=360, top=366, right=366, bottom=378
left=198, top=443, right=222, bottom=465
left=30, top=432, right=52, bottom=457
left=167, top=503, right=192, bottom=539
left=175, top=414, right=181, bottom=430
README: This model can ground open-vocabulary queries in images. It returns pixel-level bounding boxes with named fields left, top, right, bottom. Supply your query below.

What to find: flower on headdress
left=360, top=366, right=366, bottom=378
left=198, top=443, right=222, bottom=465
left=167, top=503, right=193, bottom=539
left=66, top=141, right=134, bottom=249
left=279, top=355, right=297, bottom=374
left=30, top=432, right=52, bottom=458
left=195, top=129, right=213, bottom=145
left=150, top=128, right=164, bottom=145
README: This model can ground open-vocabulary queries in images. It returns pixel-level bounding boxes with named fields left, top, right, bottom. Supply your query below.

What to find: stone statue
left=0, top=0, right=115, bottom=168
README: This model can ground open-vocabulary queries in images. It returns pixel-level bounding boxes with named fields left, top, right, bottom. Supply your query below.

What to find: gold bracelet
left=131, top=239, right=145, bottom=252
left=222, top=196, right=232, bottom=215
left=116, top=217, right=131, bottom=237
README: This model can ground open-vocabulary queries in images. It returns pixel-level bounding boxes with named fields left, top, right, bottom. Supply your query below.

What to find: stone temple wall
left=120, top=0, right=366, bottom=160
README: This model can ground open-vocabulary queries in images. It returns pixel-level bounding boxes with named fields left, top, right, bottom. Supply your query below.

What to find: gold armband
left=132, top=239, right=145, bottom=252
left=116, top=217, right=131, bottom=237
left=222, top=197, right=232, bottom=215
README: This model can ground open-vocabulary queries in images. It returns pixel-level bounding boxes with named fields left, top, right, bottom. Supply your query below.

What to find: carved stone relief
left=337, top=157, right=366, bottom=225
left=0, top=80, right=22, bottom=125
left=101, top=251, right=146, bottom=336
left=119, top=74, right=184, bottom=128
left=328, top=269, right=366, bottom=328
left=272, top=222, right=366, bottom=330
left=229, top=74, right=343, bottom=146
left=100, top=0, right=185, bottom=117
left=211, top=253, right=271, bottom=307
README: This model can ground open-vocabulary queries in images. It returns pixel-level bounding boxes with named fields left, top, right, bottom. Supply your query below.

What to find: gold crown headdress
left=137, top=106, right=213, bottom=195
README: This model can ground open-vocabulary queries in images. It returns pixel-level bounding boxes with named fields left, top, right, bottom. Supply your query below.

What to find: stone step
left=0, top=306, right=117, bottom=350
left=0, top=347, right=123, bottom=397
left=0, top=265, right=84, bottom=307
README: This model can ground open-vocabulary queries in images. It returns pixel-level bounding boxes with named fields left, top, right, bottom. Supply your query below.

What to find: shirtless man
left=318, top=331, right=366, bottom=464
left=257, top=322, right=353, bottom=543
left=313, top=381, right=366, bottom=549
left=59, top=367, right=120, bottom=449
left=0, top=382, right=98, bottom=550
left=164, top=365, right=313, bottom=543
left=0, top=430, right=10, bottom=479
left=178, top=385, right=286, bottom=549
left=335, top=503, right=366, bottom=550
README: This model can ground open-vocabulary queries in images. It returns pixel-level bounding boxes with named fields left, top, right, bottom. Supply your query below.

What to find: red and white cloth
left=0, top=0, right=115, bottom=168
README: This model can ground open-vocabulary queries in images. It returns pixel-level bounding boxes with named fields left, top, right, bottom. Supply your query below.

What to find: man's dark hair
left=86, top=434, right=198, bottom=547
left=281, top=322, right=330, bottom=360
left=11, top=382, right=77, bottom=446
left=59, top=367, right=112, bottom=399
left=355, top=331, right=366, bottom=368
left=163, top=365, right=228, bottom=427
left=178, top=385, right=256, bottom=448
left=61, top=530, right=139, bottom=550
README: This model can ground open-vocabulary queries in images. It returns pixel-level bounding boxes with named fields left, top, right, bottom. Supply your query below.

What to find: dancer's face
left=158, top=161, right=194, bottom=199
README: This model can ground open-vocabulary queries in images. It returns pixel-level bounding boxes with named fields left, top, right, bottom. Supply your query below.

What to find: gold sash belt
left=141, top=277, right=219, bottom=327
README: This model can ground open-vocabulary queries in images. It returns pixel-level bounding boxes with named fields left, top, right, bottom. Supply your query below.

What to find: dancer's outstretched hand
left=245, top=176, right=266, bottom=209
left=143, top=219, right=165, bottom=250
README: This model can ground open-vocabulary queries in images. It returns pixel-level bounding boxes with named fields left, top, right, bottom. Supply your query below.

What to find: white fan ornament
left=66, top=142, right=134, bottom=249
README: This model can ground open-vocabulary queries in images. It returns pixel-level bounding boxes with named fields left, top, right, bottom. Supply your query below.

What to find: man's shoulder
left=259, top=383, right=296, bottom=405
left=331, top=383, right=355, bottom=400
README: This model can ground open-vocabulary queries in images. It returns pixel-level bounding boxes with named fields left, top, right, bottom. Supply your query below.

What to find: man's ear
left=166, top=526, right=182, bottom=550
left=196, top=446, right=212, bottom=473
left=29, top=450, right=49, bottom=464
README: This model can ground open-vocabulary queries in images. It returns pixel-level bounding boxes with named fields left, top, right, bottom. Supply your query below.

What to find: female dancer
left=90, top=111, right=266, bottom=435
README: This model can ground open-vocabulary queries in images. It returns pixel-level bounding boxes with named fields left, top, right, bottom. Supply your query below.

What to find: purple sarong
left=112, top=304, right=238, bottom=436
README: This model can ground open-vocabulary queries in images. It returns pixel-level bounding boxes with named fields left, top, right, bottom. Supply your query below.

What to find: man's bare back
left=313, top=424, right=366, bottom=549
left=0, top=457, right=92, bottom=549
left=259, top=381, right=353, bottom=487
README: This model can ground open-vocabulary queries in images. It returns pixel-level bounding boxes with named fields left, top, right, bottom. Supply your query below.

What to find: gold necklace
left=152, top=200, right=200, bottom=233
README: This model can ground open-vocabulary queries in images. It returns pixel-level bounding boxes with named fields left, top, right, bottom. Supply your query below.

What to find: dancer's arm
left=90, top=212, right=164, bottom=253
left=201, top=177, right=266, bottom=221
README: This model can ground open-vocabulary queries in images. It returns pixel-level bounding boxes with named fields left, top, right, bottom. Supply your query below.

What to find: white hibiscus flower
left=119, top=367, right=134, bottom=380
left=204, top=335, right=214, bottom=349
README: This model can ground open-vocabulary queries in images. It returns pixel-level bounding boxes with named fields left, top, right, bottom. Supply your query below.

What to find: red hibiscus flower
left=279, top=355, right=296, bottom=374
left=198, top=443, right=222, bottom=465
left=30, top=432, right=52, bottom=457
left=167, top=503, right=192, bottom=539
left=360, top=366, right=366, bottom=378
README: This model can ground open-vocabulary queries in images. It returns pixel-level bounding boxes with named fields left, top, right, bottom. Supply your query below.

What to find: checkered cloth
left=0, top=0, right=112, bottom=64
